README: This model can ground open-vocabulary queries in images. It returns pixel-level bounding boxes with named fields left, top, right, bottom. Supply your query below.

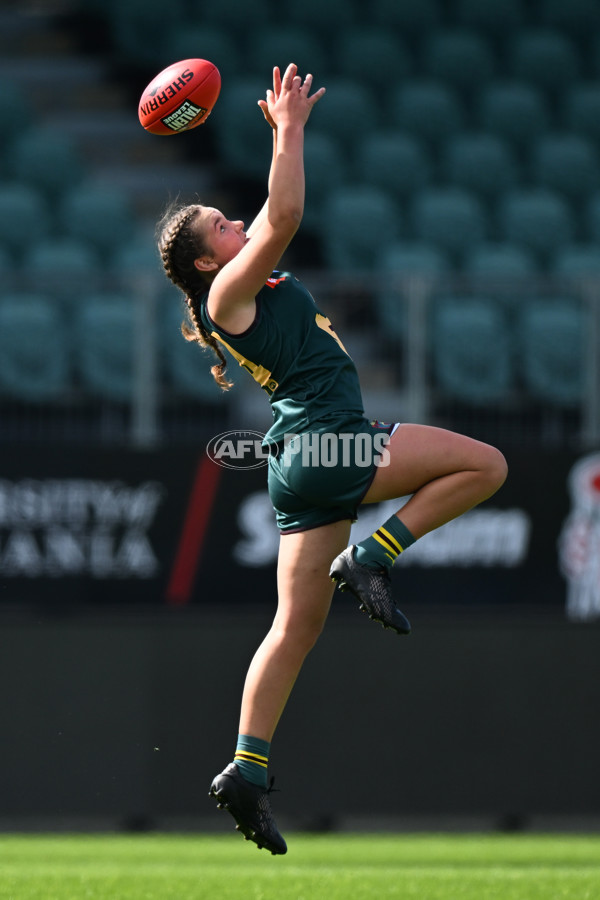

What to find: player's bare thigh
left=362, top=423, right=507, bottom=504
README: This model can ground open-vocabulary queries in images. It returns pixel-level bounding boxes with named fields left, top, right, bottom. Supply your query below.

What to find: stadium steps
left=0, top=10, right=213, bottom=220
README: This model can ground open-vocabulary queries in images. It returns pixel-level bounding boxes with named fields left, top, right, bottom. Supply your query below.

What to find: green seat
left=60, top=183, right=137, bottom=259
left=518, top=299, right=585, bottom=407
left=508, top=30, right=580, bottom=93
left=28, top=238, right=101, bottom=309
left=7, top=128, right=84, bottom=200
left=442, top=133, right=517, bottom=200
left=455, top=0, right=524, bottom=36
left=246, top=26, right=327, bottom=81
left=432, top=297, right=513, bottom=405
left=0, top=295, right=69, bottom=401
left=191, top=0, right=270, bottom=32
left=464, top=243, right=537, bottom=279
left=423, top=30, right=495, bottom=93
left=75, top=294, right=134, bottom=402
left=281, top=0, right=357, bottom=31
left=554, top=244, right=600, bottom=278
left=303, top=133, right=347, bottom=231
left=161, top=302, right=228, bottom=403
left=499, top=189, right=574, bottom=261
left=376, top=242, right=450, bottom=339
left=479, top=82, right=549, bottom=147
left=412, top=188, right=487, bottom=259
left=388, top=81, right=463, bottom=146
left=584, top=193, right=600, bottom=243
left=334, top=27, right=412, bottom=92
left=110, top=0, right=187, bottom=65
left=0, top=82, right=33, bottom=141
left=539, top=0, right=600, bottom=37
left=0, top=184, right=50, bottom=259
left=213, top=79, right=274, bottom=179
left=310, top=79, right=379, bottom=145
left=370, top=0, right=442, bottom=34
left=356, top=132, right=432, bottom=201
left=563, top=83, right=600, bottom=145
left=532, top=134, right=599, bottom=201
left=163, top=25, right=240, bottom=82
left=321, top=186, right=401, bottom=271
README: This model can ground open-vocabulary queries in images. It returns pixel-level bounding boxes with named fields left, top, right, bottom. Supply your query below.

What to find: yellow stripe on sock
left=378, top=527, right=403, bottom=554
left=372, top=532, right=400, bottom=561
left=234, top=751, right=268, bottom=767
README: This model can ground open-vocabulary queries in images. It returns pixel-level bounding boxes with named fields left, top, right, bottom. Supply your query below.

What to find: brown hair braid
left=157, top=201, right=233, bottom=391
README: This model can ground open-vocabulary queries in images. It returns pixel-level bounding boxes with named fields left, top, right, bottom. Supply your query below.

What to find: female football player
left=158, top=64, right=507, bottom=855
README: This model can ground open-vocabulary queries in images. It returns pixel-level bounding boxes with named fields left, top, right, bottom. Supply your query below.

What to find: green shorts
left=267, top=416, right=397, bottom=533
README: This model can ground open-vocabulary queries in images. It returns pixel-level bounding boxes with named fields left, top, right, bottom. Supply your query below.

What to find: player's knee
left=482, top=445, right=508, bottom=493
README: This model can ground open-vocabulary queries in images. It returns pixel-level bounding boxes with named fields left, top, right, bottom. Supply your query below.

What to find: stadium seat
left=320, top=186, right=401, bottom=271
left=110, top=0, right=187, bottom=66
left=442, top=133, right=518, bottom=200
left=479, top=83, right=549, bottom=148
left=518, top=299, right=585, bottom=407
left=388, top=81, right=464, bottom=147
left=75, top=294, right=134, bottom=402
left=7, top=128, right=84, bottom=200
left=0, top=81, right=33, bottom=141
left=161, top=302, right=228, bottom=402
left=422, top=30, right=495, bottom=93
left=464, top=243, right=537, bottom=280
left=553, top=244, right=600, bottom=279
left=303, top=133, right=347, bottom=231
left=432, top=297, right=513, bottom=405
left=584, top=193, right=600, bottom=243
left=213, top=79, right=282, bottom=178
left=412, top=188, right=487, bottom=260
left=563, top=83, right=600, bottom=145
left=499, top=189, right=574, bottom=261
left=246, top=26, right=327, bottom=82
left=189, top=0, right=270, bottom=32
left=277, top=0, right=357, bottom=31
left=309, top=79, right=379, bottom=146
left=334, top=27, right=413, bottom=92
left=164, top=25, right=241, bottom=82
left=531, top=134, right=599, bottom=202
left=455, top=0, right=524, bottom=36
left=464, top=243, right=538, bottom=304
left=0, top=184, right=50, bottom=259
left=111, top=230, right=164, bottom=282
left=0, top=244, right=16, bottom=291
left=0, top=295, right=69, bottom=401
left=59, top=183, right=137, bottom=259
left=508, top=31, right=580, bottom=94
left=370, top=0, right=442, bottom=34
left=539, top=0, right=600, bottom=37
left=27, top=238, right=101, bottom=309
left=376, top=242, right=450, bottom=340
left=355, top=133, right=432, bottom=201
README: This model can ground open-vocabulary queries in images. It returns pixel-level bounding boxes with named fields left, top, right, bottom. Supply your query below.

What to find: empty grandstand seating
left=75, top=294, right=134, bottom=402
left=432, top=297, right=513, bottom=405
left=0, top=295, right=69, bottom=401
left=412, top=188, right=487, bottom=260
left=321, top=186, right=401, bottom=271
left=518, top=299, right=585, bottom=407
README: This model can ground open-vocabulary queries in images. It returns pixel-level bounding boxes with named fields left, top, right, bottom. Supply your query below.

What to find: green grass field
left=0, top=833, right=599, bottom=900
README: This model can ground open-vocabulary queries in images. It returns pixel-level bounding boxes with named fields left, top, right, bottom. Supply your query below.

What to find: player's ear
left=194, top=256, right=218, bottom=272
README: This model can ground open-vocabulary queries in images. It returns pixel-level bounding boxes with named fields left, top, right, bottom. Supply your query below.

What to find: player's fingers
left=273, top=66, right=282, bottom=97
left=281, top=62, right=297, bottom=89
left=307, top=86, right=326, bottom=106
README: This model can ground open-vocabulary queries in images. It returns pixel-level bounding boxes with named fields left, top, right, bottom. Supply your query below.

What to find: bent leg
left=363, top=424, right=507, bottom=538
left=238, top=518, right=351, bottom=742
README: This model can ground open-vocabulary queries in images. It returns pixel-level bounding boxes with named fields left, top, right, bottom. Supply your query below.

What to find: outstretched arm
left=208, top=64, right=325, bottom=329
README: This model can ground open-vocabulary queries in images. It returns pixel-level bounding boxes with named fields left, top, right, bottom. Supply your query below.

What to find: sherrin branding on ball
left=138, top=58, right=221, bottom=135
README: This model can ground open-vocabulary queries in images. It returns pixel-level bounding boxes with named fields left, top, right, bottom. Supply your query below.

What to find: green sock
left=233, top=734, right=270, bottom=787
left=354, top=515, right=416, bottom=570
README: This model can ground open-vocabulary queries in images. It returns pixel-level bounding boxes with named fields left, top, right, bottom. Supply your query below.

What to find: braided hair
left=157, top=201, right=233, bottom=390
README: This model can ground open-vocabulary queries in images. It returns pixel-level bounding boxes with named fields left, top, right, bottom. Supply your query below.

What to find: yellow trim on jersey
left=315, top=313, right=350, bottom=356
left=211, top=332, right=279, bottom=394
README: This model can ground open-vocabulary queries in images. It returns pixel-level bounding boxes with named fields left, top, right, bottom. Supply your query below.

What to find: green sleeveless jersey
left=199, top=271, right=365, bottom=448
